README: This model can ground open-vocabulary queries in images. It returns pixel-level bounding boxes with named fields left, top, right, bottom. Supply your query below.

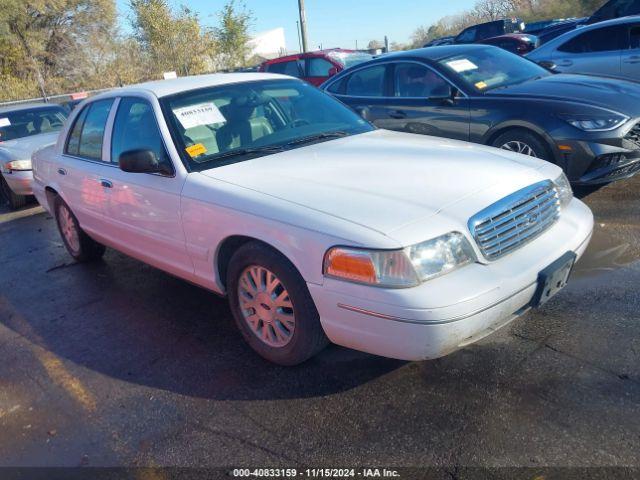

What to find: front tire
left=0, top=176, right=27, bottom=210
left=227, top=241, right=328, bottom=366
left=492, top=129, right=551, bottom=161
left=54, top=196, right=105, bottom=262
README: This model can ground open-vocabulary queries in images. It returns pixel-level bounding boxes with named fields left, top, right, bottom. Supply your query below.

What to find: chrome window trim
left=326, top=59, right=469, bottom=100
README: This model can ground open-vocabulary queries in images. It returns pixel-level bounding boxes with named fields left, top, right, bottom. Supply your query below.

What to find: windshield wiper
left=206, top=145, right=285, bottom=162
left=282, top=131, right=350, bottom=148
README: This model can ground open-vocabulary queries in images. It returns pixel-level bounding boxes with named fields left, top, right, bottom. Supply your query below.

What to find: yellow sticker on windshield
left=475, top=81, right=487, bottom=90
left=186, top=143, right=207, bottom=157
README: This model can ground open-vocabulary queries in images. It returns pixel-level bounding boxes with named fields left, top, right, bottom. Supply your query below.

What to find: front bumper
left=553, top=130, right=640, bottom=185
left=308, top=198, right=594, bottom=361
left=1, top=170, right=33, bottom=196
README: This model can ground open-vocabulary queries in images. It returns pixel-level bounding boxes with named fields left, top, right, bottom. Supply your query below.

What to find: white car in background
left=32, top=73, right=594, bottom=365
left=0, top=103, right=68, bottom=209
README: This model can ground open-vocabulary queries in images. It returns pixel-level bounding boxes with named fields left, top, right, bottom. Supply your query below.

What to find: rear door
left=328, top=64, right=392, bottom=122
left=377, top=61, right=470, bottom=141
left=621, top=23, right=640, bottom=81
left=553, top=25, right=624, bottom=77
left=57, top=98, right=115, bottom=238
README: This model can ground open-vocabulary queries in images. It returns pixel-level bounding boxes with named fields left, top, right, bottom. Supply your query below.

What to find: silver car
left=527, top=16, right=640, bottom=82
left=0, top=103, right=68, bottom=209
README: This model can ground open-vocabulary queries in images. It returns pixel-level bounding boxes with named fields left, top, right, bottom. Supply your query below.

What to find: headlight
left=323, top=232, right=476, bottom=288
left=552, top=172, right=573, bottom=207
left=560, top=113, right=628, bottom=132
left=4, top=159, right=32, bottom=171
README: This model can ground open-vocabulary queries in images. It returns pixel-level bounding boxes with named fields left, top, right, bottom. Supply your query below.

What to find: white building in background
left=248, top=28, right=288, bottom=60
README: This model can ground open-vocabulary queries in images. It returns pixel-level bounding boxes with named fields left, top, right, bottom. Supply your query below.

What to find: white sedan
left=0, top=103, right=68, bottom=209
left=32, top=73, right=594, bottom=365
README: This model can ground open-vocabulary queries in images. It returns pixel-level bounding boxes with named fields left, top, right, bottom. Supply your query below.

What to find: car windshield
left=0, top=106, right=68, bottom=142
left=162, top=79, right=373, bottom=170
left=438, top=47, right=550, bottom=92
left=327, top=51, right=375, bottom=68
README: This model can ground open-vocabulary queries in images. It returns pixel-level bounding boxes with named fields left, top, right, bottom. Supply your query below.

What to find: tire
left=54, top=195, right=105, bottom=262
left=227, top=241, right=328, bottom=366
left=0, top=176, right=27, bottom=210
left=492, top=129, right=551, bottom=161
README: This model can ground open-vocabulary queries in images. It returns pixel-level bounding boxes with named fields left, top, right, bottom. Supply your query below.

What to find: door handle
left=389, top=110, right=407, bottom=119
left=556, top=60, right=573, bottom=67
left=57, top=168, right=67, bottom=176
left=100, top=179, right=113, bottom=188
left=624, top=55, right=640, bottom=64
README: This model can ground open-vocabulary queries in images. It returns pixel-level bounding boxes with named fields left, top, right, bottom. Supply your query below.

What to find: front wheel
left=227, top=241, right=328, bottom=365
left=0, top=175, right=27, bottom=210
left=492, top=129, right=551, bottom=161
left=54, top=196, right=105, bottom=262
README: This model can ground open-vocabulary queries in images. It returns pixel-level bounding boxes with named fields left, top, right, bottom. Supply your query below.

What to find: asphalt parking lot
left=0, top=177, right=639, bottom=470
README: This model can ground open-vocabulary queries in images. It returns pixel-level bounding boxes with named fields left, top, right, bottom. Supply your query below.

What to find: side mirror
left=538, top=60, right=557, bottom=72
left=429, top=85, right=455, bottom=105
left=328, top=67, right=339, bottom=77
left=353, top=106, right=371, bottom=120
left=119, top=149, right=171, bottom=175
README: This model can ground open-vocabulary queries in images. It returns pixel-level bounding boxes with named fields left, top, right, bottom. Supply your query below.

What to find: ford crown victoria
left=32, top=73, right=594, bottom=365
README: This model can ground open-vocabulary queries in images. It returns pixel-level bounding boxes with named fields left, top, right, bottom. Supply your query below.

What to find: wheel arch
left=215, top=235, right=302, bottom=292
left=483, top=121, right=559, bottom=163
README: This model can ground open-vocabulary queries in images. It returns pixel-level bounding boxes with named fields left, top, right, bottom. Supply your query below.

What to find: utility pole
left=297, top=0, right=308, bottom=52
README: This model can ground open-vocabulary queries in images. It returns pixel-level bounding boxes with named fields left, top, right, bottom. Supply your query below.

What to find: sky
left=115, top=0, right=475, bottom=51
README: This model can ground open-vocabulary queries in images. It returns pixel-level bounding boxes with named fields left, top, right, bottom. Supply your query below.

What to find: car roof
left=376, top=44, right=494, bottom=62
left=99, top=72, right=293, bottom=99
left=263, top=48, right=358, bottom=63
left=532, top=14, right=640, bottom=52
left=0, top=102, right=61, bottom=115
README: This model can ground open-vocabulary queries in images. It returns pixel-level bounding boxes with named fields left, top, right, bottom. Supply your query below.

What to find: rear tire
left=227, top=241, right=328, bottom=366
left=54, top=196, right=105, bottom=262
left=492, top=129, right=551, bottom=161
left=0, top=176, right=27, bottom=210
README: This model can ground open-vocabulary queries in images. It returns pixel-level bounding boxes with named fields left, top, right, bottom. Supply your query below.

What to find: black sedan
left=320, top=45, right=640, bottom=185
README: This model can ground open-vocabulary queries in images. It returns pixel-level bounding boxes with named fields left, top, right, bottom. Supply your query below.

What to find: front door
left=375, top=62, right=470, bottom=141
left=100, top=96, right=193, bottom=279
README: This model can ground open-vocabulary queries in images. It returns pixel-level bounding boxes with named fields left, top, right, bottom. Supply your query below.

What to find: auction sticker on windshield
left=186, top=143, right=207, bottom=158
left=446, top=59, right=478, bottom=73
left=173, top=103, right=226, bottom=129
left=0, top=118, right=11, bottom=127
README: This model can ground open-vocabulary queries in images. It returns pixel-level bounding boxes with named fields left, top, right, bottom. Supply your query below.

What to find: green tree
left=130, top=0, right=215, bottom=77
left=214, top=1, right=253, bottom=70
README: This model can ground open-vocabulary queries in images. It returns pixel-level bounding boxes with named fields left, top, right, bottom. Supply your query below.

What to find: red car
left=477, top=33, right=539, bottom=55
left=259, top=49, right=374, bottom=86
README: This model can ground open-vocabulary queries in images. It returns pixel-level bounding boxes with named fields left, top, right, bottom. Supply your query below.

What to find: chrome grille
left=468, top=180, right=560, bottom=261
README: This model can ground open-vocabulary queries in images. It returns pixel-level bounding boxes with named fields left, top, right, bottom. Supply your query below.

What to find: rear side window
left=456, top=27, right=478, bottom=43
left=558, top=25, right=624, bottom=53
left=65, top=99, right=114, bottom=160
left=266, top=60, right=302, bottom=77
left=344, top=66, right=386, bottom=97
left=111, top=98, right=170, bottom=168
left=307, top=57, right=335, bottom=77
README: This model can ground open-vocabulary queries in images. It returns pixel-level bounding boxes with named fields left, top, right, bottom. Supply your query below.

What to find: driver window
left=394, top=63, right=450, bottom=98
left=111, top=98, right=171, bottom=168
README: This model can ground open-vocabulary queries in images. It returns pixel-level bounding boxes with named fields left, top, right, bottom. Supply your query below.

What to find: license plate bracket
left=531, top=251, right=577, bottom=308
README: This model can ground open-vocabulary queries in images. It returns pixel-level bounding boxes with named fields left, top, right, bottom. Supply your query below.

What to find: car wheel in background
left=227, top=241, right=328, bottom=365
left=492, top=129, right=551, bottom=161
left=0, top=176, right=28, bottom=210
left=54, top=195, right=106, bottom=262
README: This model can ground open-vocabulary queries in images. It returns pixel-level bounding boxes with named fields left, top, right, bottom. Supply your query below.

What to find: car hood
left=0, top=131, right=60, bottom=161
left=489, top=74, right=640, bottom=116
left=198, top=130, right=552, bottom=238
